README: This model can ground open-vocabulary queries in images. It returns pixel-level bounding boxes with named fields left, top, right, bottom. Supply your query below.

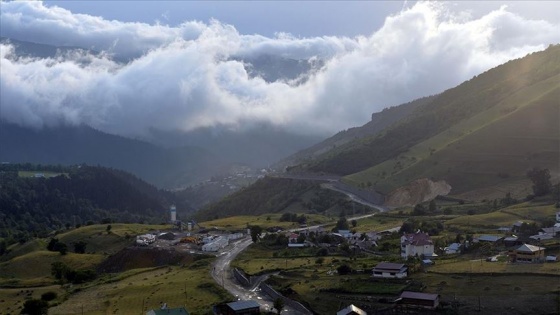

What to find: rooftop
left=400, top=291, right=439, bottom=301
left=516, top=244, right=545, bottom=253
left=226, top=300, right=260, bottom=311
left=336, top=304, right=367, bottom=315
left=373, top=262, right=406, bottom=271
left=147, top=307, right=189, bottom=315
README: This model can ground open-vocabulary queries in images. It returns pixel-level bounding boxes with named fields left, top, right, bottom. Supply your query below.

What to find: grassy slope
left=49, top=262, right=230, bottom=315
left=200, top=213, right=334, bottom=231
left=346, top=74, right=560, bottom=197
left=0, top=224, right=168, bottom=287
left=446, top=202, right=557, bottom=228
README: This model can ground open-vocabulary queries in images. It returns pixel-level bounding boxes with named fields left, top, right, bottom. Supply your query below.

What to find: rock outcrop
left=385, top=178, right=451, bottom=207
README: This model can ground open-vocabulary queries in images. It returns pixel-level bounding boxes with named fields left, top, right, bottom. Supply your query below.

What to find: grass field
left=446, top=203, right=557, bottom=229
left=49, top=261, right=230, bottom=315
left=200, top=213, right=334, bottom=231
left=0, top=285, right=65, bottom=315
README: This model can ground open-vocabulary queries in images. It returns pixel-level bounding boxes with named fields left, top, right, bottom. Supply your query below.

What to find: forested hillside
left=0, top=164, right=189, bottom=246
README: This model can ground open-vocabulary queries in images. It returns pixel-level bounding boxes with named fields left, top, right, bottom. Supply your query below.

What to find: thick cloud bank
left=1, top=1, right=559, bottom=137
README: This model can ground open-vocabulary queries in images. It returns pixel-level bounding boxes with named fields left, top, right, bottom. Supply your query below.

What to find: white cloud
left=1, top=1, right=559, bottom=138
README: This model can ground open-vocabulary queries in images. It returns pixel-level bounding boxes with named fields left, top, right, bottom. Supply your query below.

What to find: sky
left=1, top=1, right=559, bottom=139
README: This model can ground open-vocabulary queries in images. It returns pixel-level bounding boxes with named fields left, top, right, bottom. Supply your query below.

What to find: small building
left=444, top=243, right=461, bottom=254
left=146, top=306, right=189, bottom=315
left=503, top=236, right=522, bottom=248
left=372, top=262, right=408, bottom=279
left=397, top=291, right=440, bottom=310
left=337, top=304, right=367, bottom=315
left=509, top=244, right=546, bottom=263
left=288, top=233, right=299, bottom=243
left=556, top=211, right=560, bottom=223
left=475, top=235, right=503, bottom=244
left=202, top=236, right=228, bottom=252
left=511, top=221, right=524, bottom=233
left=400, top=232, right=434, bottom=258
left=224, top=300, right=260, bottom=315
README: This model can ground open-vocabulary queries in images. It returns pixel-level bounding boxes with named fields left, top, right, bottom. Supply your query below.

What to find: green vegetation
left=0, top=164, right=185, bottom=247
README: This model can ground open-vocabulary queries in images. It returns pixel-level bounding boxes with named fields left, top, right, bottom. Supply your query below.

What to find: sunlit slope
left=304, top=45, right=560, bottom=183
left=346, top=73, right=560, bottom=196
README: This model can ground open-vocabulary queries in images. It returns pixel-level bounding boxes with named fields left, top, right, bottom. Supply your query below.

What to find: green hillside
left=302, top=45, right=560, bottom=187
left=347, top=73, right=560, bottom=196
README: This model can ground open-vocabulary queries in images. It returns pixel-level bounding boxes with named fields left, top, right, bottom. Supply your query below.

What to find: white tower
left=170, top=205, right=177, bottom=222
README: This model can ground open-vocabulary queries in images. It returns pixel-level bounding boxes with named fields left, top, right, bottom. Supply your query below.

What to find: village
left=135, top=206, right=560, bottom=315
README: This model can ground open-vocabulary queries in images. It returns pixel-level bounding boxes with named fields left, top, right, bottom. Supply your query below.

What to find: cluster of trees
left=51, top=261, right=96, bottom=284
left=279, top=212, right=307, bottom=224
left=400, top=219, right=444, bottom=236
left=0, top=164, right=178, bottom=247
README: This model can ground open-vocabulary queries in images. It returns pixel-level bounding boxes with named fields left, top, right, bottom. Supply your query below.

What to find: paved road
left=210, top=174, right=388, bottom=314
left=211, top=238, right=300, bottom=314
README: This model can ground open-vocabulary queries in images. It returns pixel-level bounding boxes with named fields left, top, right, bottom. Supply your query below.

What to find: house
left=556, top=211, right=560, bottom=223
left=538, top=226, right=560, bottom=237
left=337, top=304, right=367, bottom=315
left=288, top=233, right=299, bottom=243
left=372, top=262, right=408, bottom=278
left=444, top=243, right=461, bottom=254
left=146, top=306, right=189, bottom=315
left=475, top=235, right=503, bottom=244
left=503, top=236, right=522, bottom=248
left=509, top=244, right=546, bottom=263
left=396, top=291, right=440, bottom=310
left=511, top=221, right=524, bottom=233
left=223, top=300, right=260, bottom=315
left=400, top=232, right=434, bottom=258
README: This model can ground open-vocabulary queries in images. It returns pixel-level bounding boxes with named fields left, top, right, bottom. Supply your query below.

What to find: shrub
left=41, top=291, right=57, bottom=301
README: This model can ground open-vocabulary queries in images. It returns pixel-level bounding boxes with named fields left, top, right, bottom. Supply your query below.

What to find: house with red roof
left=400, top=231, right=434, bottom=258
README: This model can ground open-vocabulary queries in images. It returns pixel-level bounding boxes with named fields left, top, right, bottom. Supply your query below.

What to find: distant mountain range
left=0, top=37, right=324, bottom=188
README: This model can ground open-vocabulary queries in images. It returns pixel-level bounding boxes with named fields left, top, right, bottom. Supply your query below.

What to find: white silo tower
left=170, top=205, right=177, bottom=222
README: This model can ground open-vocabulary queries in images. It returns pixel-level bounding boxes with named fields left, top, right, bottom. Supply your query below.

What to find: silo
left=170, top=205, right=177, bottom=222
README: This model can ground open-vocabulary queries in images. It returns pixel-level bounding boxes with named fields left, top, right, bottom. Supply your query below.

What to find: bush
left=41, top=291, right=57, bottom=301
left=336, top=264, right=352, bottom=275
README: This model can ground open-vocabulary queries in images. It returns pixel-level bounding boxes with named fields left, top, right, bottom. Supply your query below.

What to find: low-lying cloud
left=1, top=1, right=559, bottom=138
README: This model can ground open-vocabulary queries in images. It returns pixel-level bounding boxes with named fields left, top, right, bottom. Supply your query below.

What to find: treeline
left=0, top=164, right=187, bottom=246
left=306, top=44, right=560, bottom=175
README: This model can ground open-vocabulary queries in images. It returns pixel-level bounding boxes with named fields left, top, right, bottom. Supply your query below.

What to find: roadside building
left=444, top=243, right=461, bottom=254
left=400, top=232, right=434, bottom=258
left=509, top=244, right=546, bottom=263
left=396, top=291, right=440, bottom=310
left=372, top=262, right=408, bottom=278
left=556, top=211, right=560, bottom=223
left=337, top=304, right=367, bottom=315
left=223, top=300, right=260, bottom=315
left=202, top=236, right=228, bottom=252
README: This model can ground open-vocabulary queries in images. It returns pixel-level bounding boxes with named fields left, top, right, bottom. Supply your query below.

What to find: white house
left=401, top=232, right=434, bottom=258
left=201, top=236, right=228, bottom=252
left=337, top=304, right=367, bottom=315
left=372, top=262, right=408, bottom=279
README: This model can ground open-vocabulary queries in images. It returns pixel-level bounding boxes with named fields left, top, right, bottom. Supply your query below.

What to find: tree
left=51, top=262, right=69, bottom=281
left=429, top=199, right=437, bottom=212
left=335, top=217, right=349, bottom=231
left=249, top=225, right=262, bottom=242
left=54, top=242, right=68, bottom=255
left=273, top=297, right=285, bottom=314
left=351, top=219, right=357, bottom=228
left=527, top=168, right=552, bottom=197
left=336, top=264, right=352, bottom=275
left=73, top=241, right=87, bottom=254
left=106, top=224, right=112, bottom=233
left=47, top=238, right=59, bottom=251
left=412, top=204, right=426, bottom=215
left=21, top=299, right=49, bottom=315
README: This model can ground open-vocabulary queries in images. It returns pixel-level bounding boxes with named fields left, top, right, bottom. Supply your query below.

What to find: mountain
left=0, top=164, right=189, bottom=243
left=275, top=95, right=436, bottom=170
left=0, top=123, right=225, bottom=188
left=0, top=37, right=326, bottom=190
left=299, top=44, right=560, bottom=200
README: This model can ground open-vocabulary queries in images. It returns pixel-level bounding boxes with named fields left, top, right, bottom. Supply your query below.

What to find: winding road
left=210, top=176, right=388, bottom=314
